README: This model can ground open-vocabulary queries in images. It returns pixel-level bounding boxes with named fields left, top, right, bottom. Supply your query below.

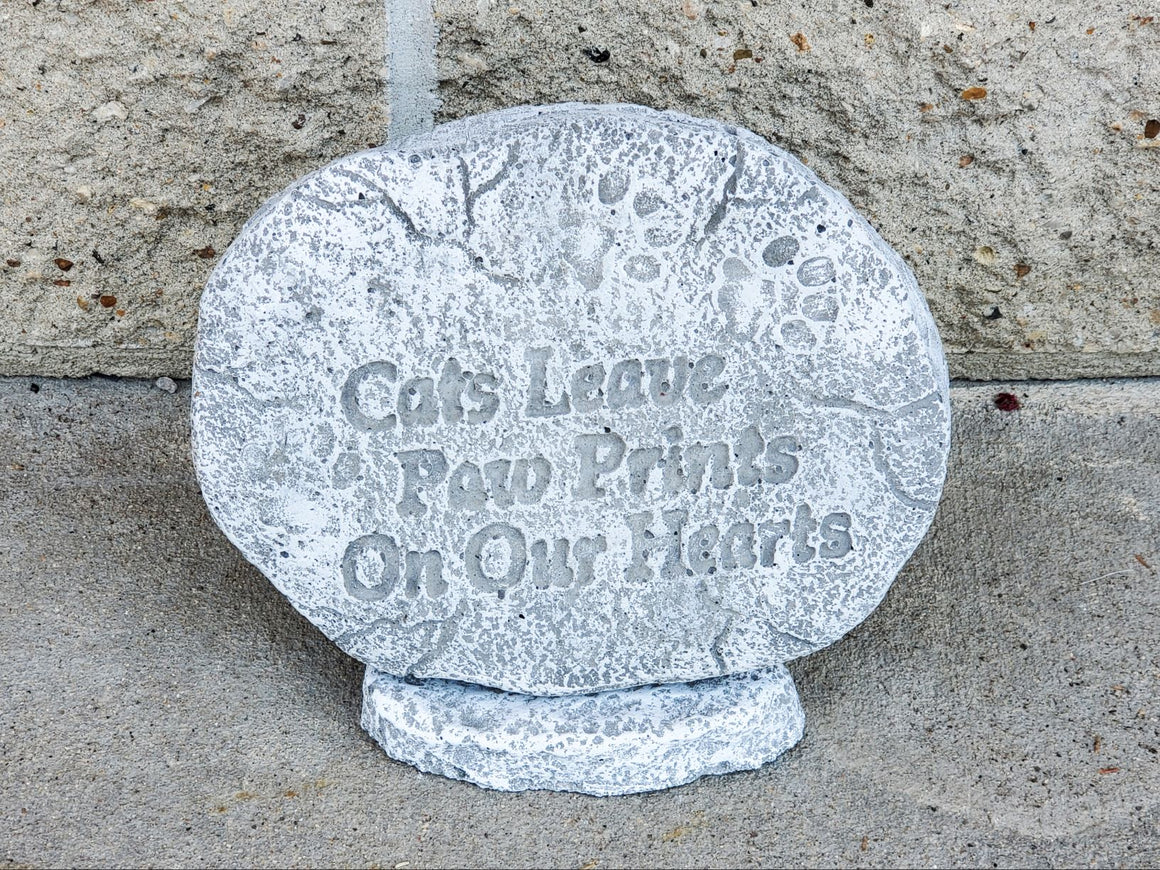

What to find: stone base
left=360, top=665, right=805, bottom=796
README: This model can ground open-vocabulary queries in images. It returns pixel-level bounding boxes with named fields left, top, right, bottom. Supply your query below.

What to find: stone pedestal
left=362, top=666, right=804, bottom=796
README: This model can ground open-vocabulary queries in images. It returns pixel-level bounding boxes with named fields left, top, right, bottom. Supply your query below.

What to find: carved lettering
left=341, top=361, right=398, bottom=432
left=573, top=432, right=626, bottom=499
left=447, top=461, right=487, bottom=512
left=819, top=512, right=853, bottom=559
left=689, top=524, right=719, bottom=575
left=765, top=436, right=800, bottom=484
left=759, top=519, right=790, bottom=567
left=661, top=429, right=732, bottom=495
left=689, top=354, right=727, bottom=405
left=624, top=509, right=687, bottom=582
left=720, top=521, right=756, bottom=571
left=606, top=359, right=645, bottom=409
left=334, top=348, right=857, bottom=606
left=525, top=347, right=570, bottom=418
left=530, top=537, right=574, bottom=589
left=570, top=363, right=606, bottom=412
left=342, top=533, right=400, bottom=601
left=437, top=358, right=467, bottom=424
left=341, top=358, right=499, bottom=430
left=626, top=445, right=663, bottom=495
left=464, top=522, right=527, bottom=594
left=524, top=348, right=726, bottom=417
left=644, top=356, right=689, bottom=406
left=791, top=503, right=818, bottom=564
left=396, top=449, right=449, bottom=519
left=734, top=425, right=764, bottom=486
left=571, top=535, right=607, bottom=587
left=623, top=511, right=656, bottom=583
left=464, top=371, right=500, bottom=424
left=342, top=534, right=446, bottom=601
left=398, top=376, right=439, bottom=427
left=404, top=548, right=446, bottom=599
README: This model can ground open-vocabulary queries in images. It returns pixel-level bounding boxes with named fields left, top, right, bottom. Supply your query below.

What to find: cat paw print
left=766, top=243, right=840, bottom=353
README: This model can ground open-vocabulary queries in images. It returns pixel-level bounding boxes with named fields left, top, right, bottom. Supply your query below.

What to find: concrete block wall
left=2, top=0, right=1157, bottom=379
left=0, top=0, right=386, bottom=377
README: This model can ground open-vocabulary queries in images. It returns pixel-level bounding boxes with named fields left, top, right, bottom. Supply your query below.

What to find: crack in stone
left=811, top=390, right=943, bottom=510
left=811, top=389, right=942, bottom=420
left=701, top=141, right=746, bottom=242
left=332, top=164, right=521, bottom=281
left=709, top=614, right=737, bottom=672
left=332, top=167, right=389, bottom=195
left=295, top=192, right=346, bottom=213
left=765, top=621, right=817, bottom=652
left=377, top=192, right=426, bottom=243
left=194, top=367, right=281, bottom=407
left=404, top=600, right=469, bottom=680
left=870, top=430, right=937, bottom=511
left=302, top=168, right=430, bottom=244
left=461, top=141, right=521, bottom=231
left=334, top=614, right=403, bottom=646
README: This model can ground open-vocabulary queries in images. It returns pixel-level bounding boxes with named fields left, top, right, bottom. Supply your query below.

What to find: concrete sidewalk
left=1, top=377, right=1158, bottom=867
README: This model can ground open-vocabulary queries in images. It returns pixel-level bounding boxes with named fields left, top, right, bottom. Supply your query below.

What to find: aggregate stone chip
left=192, top=103, right=951, bottom=696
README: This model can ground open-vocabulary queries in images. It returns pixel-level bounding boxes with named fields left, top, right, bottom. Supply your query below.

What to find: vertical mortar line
left=385, top=0, right=440, bottom=142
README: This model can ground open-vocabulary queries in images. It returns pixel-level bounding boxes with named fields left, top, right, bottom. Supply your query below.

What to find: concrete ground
left=1, top=376, right=1158, bottom=868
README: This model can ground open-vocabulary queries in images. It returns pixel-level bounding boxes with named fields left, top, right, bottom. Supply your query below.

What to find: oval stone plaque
left=192, top=103, right=950, bottom=696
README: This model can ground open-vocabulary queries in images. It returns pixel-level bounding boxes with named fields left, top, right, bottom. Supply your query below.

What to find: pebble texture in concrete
left=192, top=104, right=950, bottom=694
left=0, top=0, right=385, bottom=378
left=1, top=376, right=1157, bottom=865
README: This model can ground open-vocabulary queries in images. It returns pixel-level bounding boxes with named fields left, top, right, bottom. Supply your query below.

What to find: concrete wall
left=0, top=0, right=386, bottom=377
left=2, top=0, right=1157, bottom=379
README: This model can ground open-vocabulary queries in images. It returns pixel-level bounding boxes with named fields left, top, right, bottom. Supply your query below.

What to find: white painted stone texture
left=362, top=664, right=805, bottom=795
left=192, top=105, right=950, bottom=697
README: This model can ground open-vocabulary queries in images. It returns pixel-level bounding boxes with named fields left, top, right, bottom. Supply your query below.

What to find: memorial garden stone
left=192, top=103, right=950, bottom=794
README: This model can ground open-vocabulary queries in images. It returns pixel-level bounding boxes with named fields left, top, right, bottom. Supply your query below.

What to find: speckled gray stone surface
left=192, top=103, right=950, bottom=696
left=361, top=664, right=804, bottom=796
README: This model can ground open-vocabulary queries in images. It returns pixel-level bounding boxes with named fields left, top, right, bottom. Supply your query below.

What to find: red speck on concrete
left=994, top=392, right=1021, bottom=412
